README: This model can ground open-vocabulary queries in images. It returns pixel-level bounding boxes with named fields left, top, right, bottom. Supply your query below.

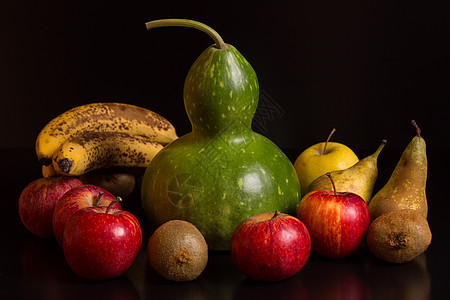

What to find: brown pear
left=368, top=120, right=427, bottom=222
left=305, top=139, right=387, bottom=203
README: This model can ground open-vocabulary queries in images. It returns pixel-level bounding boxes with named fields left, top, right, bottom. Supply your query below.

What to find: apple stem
left=145, top=19, right=228, bottom=50
left=105, top=197, right=122, bottom=214
left=322, top=128, right=336, bottom=155
left=411, top=120, right=421, bottom=137
left=326, top=172, right=337, bottom=195
left=93, top=191, right=104, bottom=206
left=271, top=211, right=281, bottom=220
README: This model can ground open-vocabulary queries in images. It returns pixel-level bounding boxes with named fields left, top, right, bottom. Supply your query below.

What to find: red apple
left=230, top=211, right=311, bottom=282
left=52, top=184, right=122, bottom=246
left=19, top=176, right=83, bottom=238
left=62, top=199, right=142, bottom=280
left=296, top=173, right=369, bottom=258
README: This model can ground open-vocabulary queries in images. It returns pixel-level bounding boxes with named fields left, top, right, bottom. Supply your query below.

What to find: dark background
left=2, top=0, right=449, bottom=153
left=1, top=1, right=450, bottom=299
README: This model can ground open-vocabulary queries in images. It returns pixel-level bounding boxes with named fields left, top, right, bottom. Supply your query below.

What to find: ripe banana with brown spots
left=36, top=102, right=177, bottom=166
left=42, top=164, right=58, bottom=178
left=52, top=131, right=164, bottom=176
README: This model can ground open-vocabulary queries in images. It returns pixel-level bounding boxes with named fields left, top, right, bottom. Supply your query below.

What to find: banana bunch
left=36, top=102, right=178, bottom=177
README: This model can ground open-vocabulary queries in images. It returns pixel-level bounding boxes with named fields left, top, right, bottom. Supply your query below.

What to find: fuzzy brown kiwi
left=366, top=209, right=431, bottom=263
left=79, top=167, right=136, bottom=198
left=147, top=220, right=208, bottom=281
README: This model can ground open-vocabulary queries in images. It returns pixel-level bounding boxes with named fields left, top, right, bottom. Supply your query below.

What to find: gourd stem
left=145, top=19, right=228, bottom=50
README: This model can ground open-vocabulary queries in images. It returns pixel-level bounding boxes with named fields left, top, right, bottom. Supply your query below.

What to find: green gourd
left=141, top=19, right=300, bottom=250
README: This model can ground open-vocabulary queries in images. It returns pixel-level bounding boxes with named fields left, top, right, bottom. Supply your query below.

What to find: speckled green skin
left=141, top=44, right=300, bottom=250
left=368, top=135, right=427, bottom=222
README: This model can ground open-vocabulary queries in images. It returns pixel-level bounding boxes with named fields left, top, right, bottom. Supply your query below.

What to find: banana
left=52, top=131, right=165, bottom=176
left=36, top=102, right=177, bottom=166
left=42, top=164, right=58, bottom=178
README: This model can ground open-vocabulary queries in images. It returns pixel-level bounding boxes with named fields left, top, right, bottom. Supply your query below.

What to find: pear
left=368, top=120, right=427, bottom=222
left=305, top=139, right=387, bottom=203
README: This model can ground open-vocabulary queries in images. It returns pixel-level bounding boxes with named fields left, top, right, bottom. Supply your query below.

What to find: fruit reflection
left=301, top=255, right=367, bottom=300
left=233, top=273, right=309, bottom=300
left=364, top=253, right=430, bottom=300
left=144, top=263, right=208, bottom=300
left=21, top=236, right=139, bottom=300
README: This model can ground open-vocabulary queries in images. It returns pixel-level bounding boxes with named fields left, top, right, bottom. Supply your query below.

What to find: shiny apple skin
left=19, top=176, right=83, bottom=239
left=294, top=142, right=359, bottom=197
left=52, top=184, right=122, bottom=246
left=63, top=206, right=142, bottom=280
left=230, top=212, right=311, bottom=282
left=296, top=190, right=369, bottom=258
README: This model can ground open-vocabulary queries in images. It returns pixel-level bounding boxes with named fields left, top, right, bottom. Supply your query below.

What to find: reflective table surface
left=1, top=147, right=448, bottom=300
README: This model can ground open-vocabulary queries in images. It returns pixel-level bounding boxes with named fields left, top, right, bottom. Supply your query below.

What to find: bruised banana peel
left=36, top=102, right=177, bottom=166
left=42, top=164, right=59, bottom=178
left=52, top=131, right=164, bottom=176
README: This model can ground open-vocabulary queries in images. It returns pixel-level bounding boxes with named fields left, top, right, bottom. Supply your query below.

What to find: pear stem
left=373, top=139, right=387, bottom=158
left=322, top=128, right=336, bottom=155
left=271, top=210, right=281, bottom=220
left=326, top=172, right=337, bottom=196
left=93, top=191, right=104, bottom=207
left=411, top=120, right=421, bottom=137
left=145, top=19, right=228, bottom=50
left=105, top=197, right=122, bottom=214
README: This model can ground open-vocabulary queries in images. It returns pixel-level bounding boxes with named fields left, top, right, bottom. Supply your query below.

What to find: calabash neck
left=183, top=45, right=259, bottom=135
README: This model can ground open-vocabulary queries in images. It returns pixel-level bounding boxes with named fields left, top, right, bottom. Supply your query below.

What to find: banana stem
left=145, top=19, right=228, bottom=50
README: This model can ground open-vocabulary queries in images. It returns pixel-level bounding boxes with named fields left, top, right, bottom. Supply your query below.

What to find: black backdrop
left=2, top=2, right=450, bottom=298
left=2, top=0, right=449, bottom=153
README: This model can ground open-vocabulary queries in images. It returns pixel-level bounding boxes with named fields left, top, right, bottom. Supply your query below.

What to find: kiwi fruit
left=79, top=167, right=136, bottom=198
left=366, top=209, right=431, bottom=263
left=147, top=220, right=208, bottom=281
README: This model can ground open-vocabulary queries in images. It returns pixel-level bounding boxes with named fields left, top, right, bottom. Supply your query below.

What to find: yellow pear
left=368, top=120, right=427, bottom=222
left=305, top=140, right=387, bottom=203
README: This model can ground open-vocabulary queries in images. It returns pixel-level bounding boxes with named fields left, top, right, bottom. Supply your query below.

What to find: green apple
left=294, top=128, right=359, bottom=197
